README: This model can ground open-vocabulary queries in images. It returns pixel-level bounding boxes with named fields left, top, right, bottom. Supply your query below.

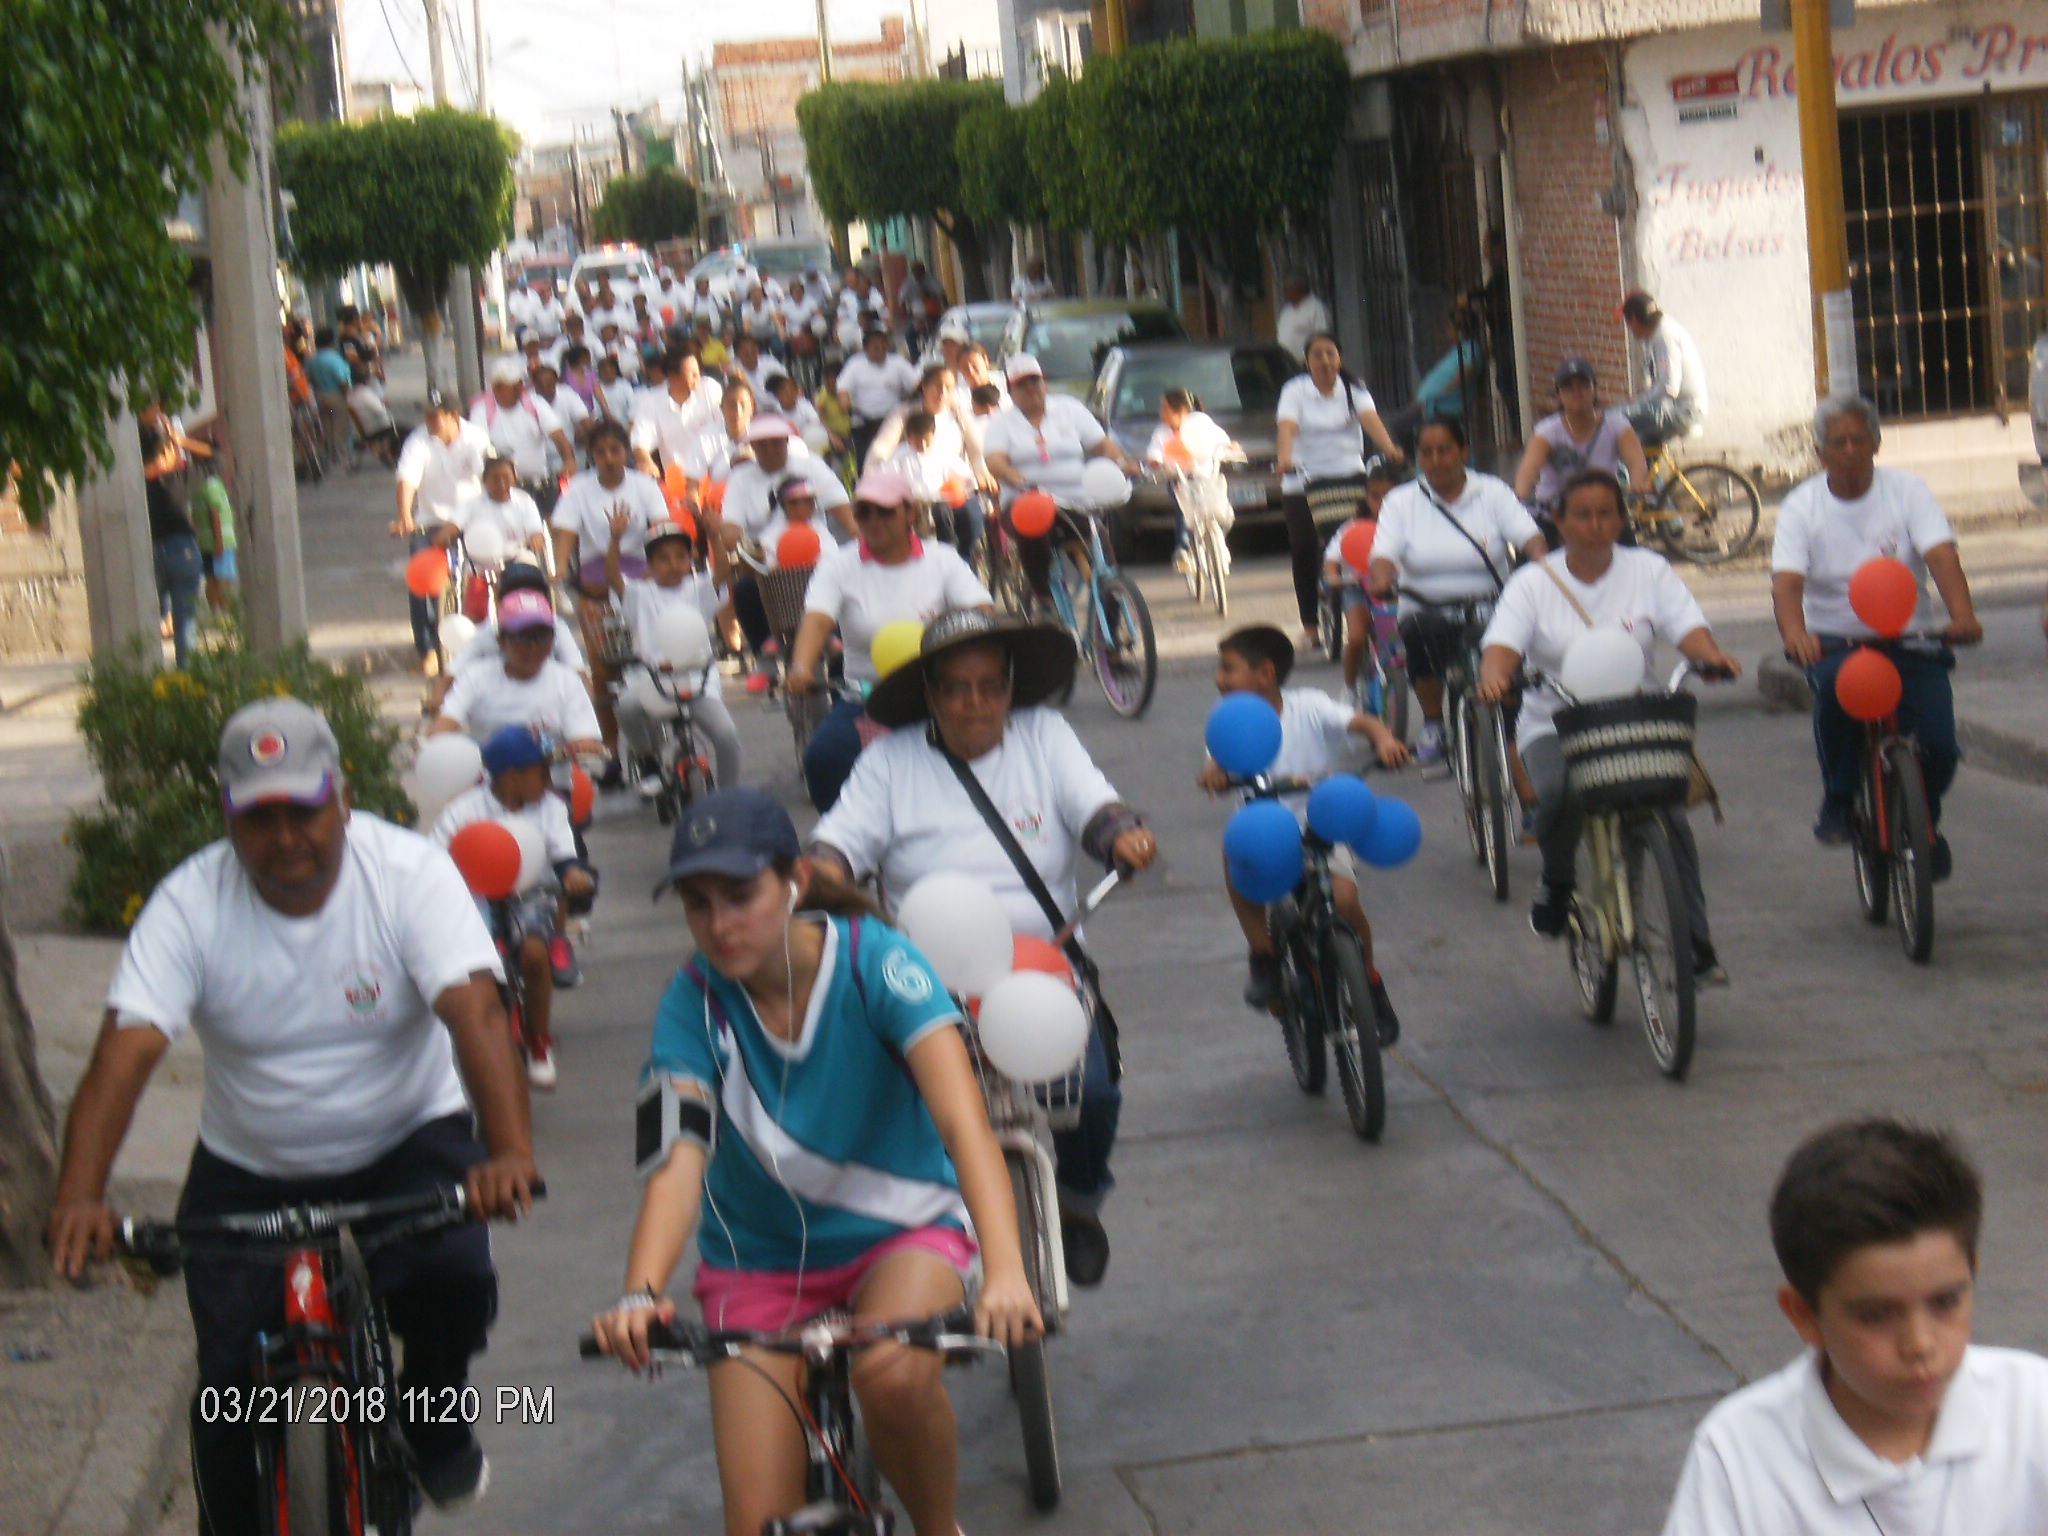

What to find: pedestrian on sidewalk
left=140, top=420, right=203, bottom=667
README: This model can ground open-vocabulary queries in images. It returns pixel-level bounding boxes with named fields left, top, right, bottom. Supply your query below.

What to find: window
left=1112, top=347, right=1292, bottom=418
left=1023, top=309, right=1187, bottom=381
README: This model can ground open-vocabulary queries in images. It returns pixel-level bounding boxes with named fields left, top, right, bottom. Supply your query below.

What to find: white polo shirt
left=470, top=391, right=564, bottom=482
left=551, top=468, right=668, bottom=571
left=621, top=572, right=725, bottom=698
left=1661, top=1346, right=2048, bottom=1536
left=631, top=378, right=725, bottom=469
left=395, top=421, right=493, bottom=530
left=439, top=654, right=603, bottom=743
left=1771, top=466, right=1956, bottom=639
left=1276, top=373, right=1374, bottom=492
left=801, top=539, right=991, bottom=683
left=1374, top=472, right=1540, bottom=613
left=839, top=353, right=921, bottom=424
left=983, top=397, right=1106, bottom=505
left=106, top=816, right=500, bottom=1179
left=814, top=705, right=1121, bottom=937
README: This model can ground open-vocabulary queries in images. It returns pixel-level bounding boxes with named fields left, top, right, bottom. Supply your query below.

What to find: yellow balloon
left=871, top=619, right=926, bottom=680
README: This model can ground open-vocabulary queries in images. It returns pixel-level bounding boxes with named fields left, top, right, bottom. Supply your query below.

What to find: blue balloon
left=1306, top=774, right=1378, bottom=849
left=1204, top=694, right=1283, bottom=779
left=1224, top=800, right=1303, bottom=902
left=1357, top=795, right=1422, bottom=868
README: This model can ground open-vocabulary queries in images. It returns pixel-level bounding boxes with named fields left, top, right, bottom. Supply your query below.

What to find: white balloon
left=894, top=873, right=1013, bottom=998
left=655, top=606, right=715, bottom=671
left=438, top=613, right=478, bottom=658
left=1080, top=458, right=1132, bottom=510
left=461, top=519, right=508, bottom=568
left=411, top=734, right=483, bottom=822
left=976, top=971, right=1090, bottom=1084
left=1559, top=627, right=1645, bottom=704
left=510, top=816, right=549, bottom=893
left=623, top=665, right=671, bottom=719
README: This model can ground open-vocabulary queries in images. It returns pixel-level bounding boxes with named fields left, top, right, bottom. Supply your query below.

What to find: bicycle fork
left=996, top=1127, right=1069, bottom=1324
left=1585, top=816, right=1634, bottom=963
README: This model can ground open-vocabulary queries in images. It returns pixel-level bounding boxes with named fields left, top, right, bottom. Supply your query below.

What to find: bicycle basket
left=1555, top=692, right=1698, bottom=811
left=759, top=565, right=815, bottom=637
left=965, top=1017, right=1086, bottom=1134
left=596, top=607, right=637, bottom=670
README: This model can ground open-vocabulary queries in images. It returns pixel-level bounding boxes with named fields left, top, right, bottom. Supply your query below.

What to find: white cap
left=938, top=318, right=972, bottom=345
left=745, top=414, right=795, bottom=443
left=488, top=357, right=526, bottom=386
left=1005, top=353, right=1044, bottom=384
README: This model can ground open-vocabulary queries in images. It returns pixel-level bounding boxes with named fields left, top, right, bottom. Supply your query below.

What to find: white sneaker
left=527, top=1047, right=558, bottom=1091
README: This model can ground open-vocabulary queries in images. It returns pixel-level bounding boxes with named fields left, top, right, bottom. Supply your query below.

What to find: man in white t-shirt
left=1274, top=274, right=1333, bottom=366
left=630, top=346, right=724, bottom=479
left=530, top=358, right=590, bottom=471
left=471, top=360, right=574, bottom=512
left=720, top=417, right=853, bottom=655
left=45, top=697, right=538, bottom=1526
left=1771, top=395, right=1981, bottom=861
left=837, top=327, right=920, bottom=465
left=813, top=610, right=1156, bottom=1286
left=1620, top=289, right=1710, bottom=447
left=394, top=392, right=494, bottom=672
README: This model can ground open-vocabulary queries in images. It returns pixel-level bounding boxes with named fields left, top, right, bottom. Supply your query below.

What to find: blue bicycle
left=1042, top=498, right=1157, bottom=718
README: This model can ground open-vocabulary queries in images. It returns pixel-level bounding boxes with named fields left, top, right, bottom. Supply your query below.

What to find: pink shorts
left=692, top=1226, right=980, bottom=1333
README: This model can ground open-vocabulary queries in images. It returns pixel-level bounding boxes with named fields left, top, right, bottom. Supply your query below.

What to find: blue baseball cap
left=481, top=725, right=547, bottom=778
left=654, top=787, right=801, bottom=898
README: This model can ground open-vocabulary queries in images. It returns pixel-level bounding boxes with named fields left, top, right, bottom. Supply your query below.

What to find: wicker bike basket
left=758, top=565, right=816, bottom=637
left=1555, top=691, right=1698, bottom=811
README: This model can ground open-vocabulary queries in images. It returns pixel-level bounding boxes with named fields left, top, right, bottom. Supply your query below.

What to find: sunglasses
left=852, top=502, right=903, bottom=522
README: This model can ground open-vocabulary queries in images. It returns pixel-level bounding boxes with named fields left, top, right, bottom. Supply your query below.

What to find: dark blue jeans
left=1806, top=640, right=1959, bottom=825
left=153, top=532, right=203, bottom=667
left=802, top=696, right=868, bottom=812
left=408, top=529, right=445, bottom=657
left=1051, top=1025, right=1120, bottom=1215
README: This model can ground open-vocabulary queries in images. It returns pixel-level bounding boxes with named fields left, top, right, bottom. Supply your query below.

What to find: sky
left=341, top=0, right=987, bottom=145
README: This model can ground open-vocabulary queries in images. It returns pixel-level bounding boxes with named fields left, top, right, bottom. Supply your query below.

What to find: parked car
left=998, top=298, right=1187, bottom=399
left=1089, top=340, right=1296, bottom=559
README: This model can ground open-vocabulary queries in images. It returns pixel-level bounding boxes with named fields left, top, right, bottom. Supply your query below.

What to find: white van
left=569, top=245, right=659, bottom=305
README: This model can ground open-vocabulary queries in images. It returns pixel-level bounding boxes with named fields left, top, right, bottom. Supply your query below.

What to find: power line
left=373, top=0, right=427, bottom=94
left=446, top=0, right=477, bottom=102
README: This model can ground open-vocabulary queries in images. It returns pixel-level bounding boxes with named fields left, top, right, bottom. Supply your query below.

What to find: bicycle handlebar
left=577, top=1305, right=1001, bottom=1366
left=118, top=1181, right=548, bottom=1266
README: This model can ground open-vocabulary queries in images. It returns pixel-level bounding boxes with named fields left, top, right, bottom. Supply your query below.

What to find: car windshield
left=1113, top=348, right=1292, bottom=418
left=964, top=310, right=1011, bottom=352
left=1025, top=310, right=1184, bottom=380
left=753, top=245, right=831, bottom=277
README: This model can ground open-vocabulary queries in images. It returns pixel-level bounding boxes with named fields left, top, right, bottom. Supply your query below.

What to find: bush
left=65, top=628, right=412, bottom=933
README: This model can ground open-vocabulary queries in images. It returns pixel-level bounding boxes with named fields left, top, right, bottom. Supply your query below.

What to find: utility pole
left=815, top=0, right=834, bottom=82
left=425, top=0, right=484, bottom=402
left=1791, top=0, right=1856, bottom=395
left=472, top=0, right=489, bottom=116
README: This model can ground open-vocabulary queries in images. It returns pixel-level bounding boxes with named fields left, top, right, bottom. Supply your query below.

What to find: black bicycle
left=119, top=1183, right=539, bottom=1536
left=580, top=1307, right=1001, bottom=1535
left=1405, top=593, right=1514, bottom=903
left=1831, top=638, right=1943, bottom=964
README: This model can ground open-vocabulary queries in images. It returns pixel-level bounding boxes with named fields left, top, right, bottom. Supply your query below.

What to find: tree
left=1023, top=77, right=1092, bottom=236
left=796, top=79, right=1002, bottom=301
left=0, top=0, right=294, bottom=528
left=277, top=109, right=516, bottom=390
left=591, top=167, right=699, bottom=248
left=954, top=103, right=1041, bottom=230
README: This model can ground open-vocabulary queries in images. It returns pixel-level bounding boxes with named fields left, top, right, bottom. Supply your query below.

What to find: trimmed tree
left=592, top=167, right=700, bottom=248
left=1023, top=76, right=1092, bottom=236
left=276, top=108, right=517, bottom=391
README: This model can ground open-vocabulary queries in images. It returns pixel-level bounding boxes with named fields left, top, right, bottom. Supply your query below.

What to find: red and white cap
left=497, top=588, right=555, bottom=633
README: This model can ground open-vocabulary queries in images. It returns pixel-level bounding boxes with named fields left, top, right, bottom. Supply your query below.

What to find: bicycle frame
left=1579, top=811, right=1636, bottom=966
left=1045, top=507, right=1115, bottom=651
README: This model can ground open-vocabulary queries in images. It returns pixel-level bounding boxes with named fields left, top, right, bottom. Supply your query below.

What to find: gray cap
left=217, top=698, right=342, bottom=813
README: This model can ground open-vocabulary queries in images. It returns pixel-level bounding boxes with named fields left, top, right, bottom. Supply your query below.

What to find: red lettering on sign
left=1672, top=69, right=1741, bottom=101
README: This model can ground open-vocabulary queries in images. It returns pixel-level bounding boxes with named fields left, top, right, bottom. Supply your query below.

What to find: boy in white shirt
left=885, top=410, right=972, bottom=506
left=1662, top=1117, right=2048, bottom=1535
left=441, top=455, right=549, bottom=574
left=432, top=589, right=605, bottom=755
left=604, top=513, right=742, bottom=790
left=431, top=725, right=595, bottom=1090
left=1197, top=624, right=1408, bottom=1030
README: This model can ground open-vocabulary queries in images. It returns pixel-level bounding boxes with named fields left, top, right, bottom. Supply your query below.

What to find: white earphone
left=787, top=882, right=801, bottom=914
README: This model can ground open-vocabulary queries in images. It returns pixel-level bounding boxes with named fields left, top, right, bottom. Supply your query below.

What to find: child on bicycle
left=1145, top=388, right=1240, bottom=578
left=1199, top=623, right=1409, bottom=1030
left=606, top=510, right=742, bottom=791
left=1660, top=1117, right=2048, bottom=1534
left=1321, top=457, right=1403, bottom=700
left=431, top=724, right=596, bottom=1089
left=589, top=788, right=1041, bottom=1536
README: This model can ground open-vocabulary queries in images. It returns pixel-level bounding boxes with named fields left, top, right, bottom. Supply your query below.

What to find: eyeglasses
left=852, top=502, right=902, bottom=522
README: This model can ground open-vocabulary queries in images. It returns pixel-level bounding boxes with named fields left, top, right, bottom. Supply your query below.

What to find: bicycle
left=1404, top=592, right=1514, bottom=902
left=610, top=650, right=719, bottom=826
left=120, top=1183, right=539, bottom=1536
left=1634, top=441, right=1761, bottom=565
left=1042, top=498, right=1157, bottom=719
left=1555, top=661, right=1728, bottom=1079
left=1152, top=464, right=1234, bottom=620
left=579, top=1307, right=1001, bottom=1535
left=1229, top=776, right=1386, bottom=1141
left=1321, top=578, right=1409, bottom=740
left=1832, top=639, right=1940, bottom=964
left=737, top=547, right=837, bottom=760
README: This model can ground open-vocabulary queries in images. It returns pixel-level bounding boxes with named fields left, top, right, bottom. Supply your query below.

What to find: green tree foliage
left=591, top=167, right=700, bottom=247
left=1023, top=77, right=1092, bottom=234
left=277, top=108, right=516, bottom=335
left=0, top=0, right=295, bottom=525
left=954, top=103, right=1041, bottom=228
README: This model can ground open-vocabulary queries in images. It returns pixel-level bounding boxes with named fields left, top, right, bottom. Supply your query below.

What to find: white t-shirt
left=1660, top=1346, right=2048, bottom=1536
left=595, top=376, right=638, bottom=421
left=738, top=299, right=782, bottom=340
left=781, top=296, right=823, bottom=336
left=815, top=706, right=1121, bottom=937
left=840, top=353, right=921, bottom=423
left=455, top=614, right=584, bottom=676
left=983, top=397, right=1106, bottom=505
left=630, top=378, right=725, bottom=468
left=105, top=817, right=499, bottom=1178
left=470, top=392, right=564, bottom=481
left=1645, top=315, right=1710, bottom=414
left=1268, top=686, right=1361, bottom=784
left=1482, top=548, right=1709, bottom=747
left=1275, top=294, right=1333, bottom=364
left=533, top=296, right=566, bottom=340
left=887, top=441, right=972, bottom=504
left=958, top=375, right=1009, bottom=418
left=723, top=451, right=851, bottom=557
left=431, top=782, right=578, bottom=868
left=683, top=427, right=752, bottom=483
left=1145, top=412, right=1233, bottom=475
left=621, top=571, right=725, bottom=698
left=1276, top=374, right=1375, bottom=491
left=801, top=539, right=992, bottom=682
left=447, top=490, right=545, bottom=556
left=1374, top=472, right=1540, bottom=612
left=551, top=468, right=668, bottom=572
left=1011, top=273, right=1056, bottom=303
left=688, top=294, right=726, bottom=331
left=396, top=421, right=493, bottom=529
left=533, top=387, right=588, bottom=474
left=439, top=655, right=602, bottom=743
left=1771, top=466, right=1956, bottom=639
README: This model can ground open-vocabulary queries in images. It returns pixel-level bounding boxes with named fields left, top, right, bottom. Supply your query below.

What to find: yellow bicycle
left=1634, top=442, right=1761, bottom=565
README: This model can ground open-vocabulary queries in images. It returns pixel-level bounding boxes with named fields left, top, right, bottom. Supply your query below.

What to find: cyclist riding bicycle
left=589, top=788, right=1040, bottom=1536
left=608, top=512, right=743, bottom=791
left=1512, top=357, right=1650, bottom=540
left=1476, top=469, right=1740, bottom=980
left=1320, top=457, right=1402, bottom=699
left=1147, top=387, right=1243, bottom=578
left=1618, top=291, right=1708, bottom=450
left=1769, top=394, right=1982, bottom=871
left=44, top=698, right=540, bottom=1530
left=431, top=588, right=605, bottom=757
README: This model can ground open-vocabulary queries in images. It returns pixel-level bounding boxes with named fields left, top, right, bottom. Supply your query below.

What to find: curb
left=57, top=1275, right=195, bottom=1536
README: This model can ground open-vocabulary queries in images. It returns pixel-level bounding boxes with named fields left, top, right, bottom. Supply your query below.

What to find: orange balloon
left=1011, top=491, right=1057, bottom=539
left=446, top=821, right=521, bottom=899
left=1848, top=558, right=1918, bottom=639
left=942, top=476, right=970, bottom=509
left=663, top=463, right=690, bottom=501
left=704, top=478, right=728, bottom=512
left=1340, top=519, right=1377, bottom=576
left=777, top=523, right=823, bottom=569
left=1012, top=934, right=1074, bottom=985
left=1835, top=646, right=1903, bottom=723
left=569, top=764, right=595, bottom=824
left=406, top=547, right=450, bottom=598
left=1164, top=434, right=1196, bottom=469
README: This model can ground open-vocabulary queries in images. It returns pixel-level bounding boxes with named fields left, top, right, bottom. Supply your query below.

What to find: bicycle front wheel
left=1091, top=576, right=1156, bottom=718
left=1624, top=814, right=1697, bottom=1079
left=1274, top=924, right=1326, bottom=1094
left=1477, top=701, right=1512, bottom=902
left=1662, top=462, right=1762, bottom=565
left=1453, top=693, right=1485, bottom=863
left=1324, top=928, right=1386, bottom=1142
left=1378, top=653, right=1410, bottom=745
left=1005, top=1153, right=1062, bottom=1509
left=1851, top=776, right=1889, bottom=925
left=1202, top=522, right=1230, bottom=618
left=1884, top=741, right=1935, bottom=963
left=279, top=1416, right=340, bottom=1536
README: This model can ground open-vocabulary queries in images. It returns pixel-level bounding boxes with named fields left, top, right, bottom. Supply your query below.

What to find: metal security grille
left=1984, top=96, right=2047, bottom=410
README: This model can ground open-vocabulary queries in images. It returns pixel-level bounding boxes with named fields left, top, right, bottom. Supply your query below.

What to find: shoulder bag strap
left=1534, top=556, right=1595, bottom=627
left=1418, top=478, right=1506, bottom=593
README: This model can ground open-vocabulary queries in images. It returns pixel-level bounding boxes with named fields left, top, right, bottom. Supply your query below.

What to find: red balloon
left=1012, top=934, right=1074, bottom=985
left=1848, top=558, right=1918, bottom=638
left=777, top=523, right=823, bottom=569
left=446, top=821, right=521, bottom=899
left=1340, top=519, right=1377, bottom=576
left=405, top=547, right=449, bottom=598
left=942, top=477, right=970, bottom=509
left=744, top=670, right=773, bottom=695
left=569, top=764, right=595, bottom=824
left=1835, top=647, right=1903, bottom=723
left=1011, top=491, right=1057, bottom=539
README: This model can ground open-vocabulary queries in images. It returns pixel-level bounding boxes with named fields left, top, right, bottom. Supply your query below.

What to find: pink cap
left=852, top=469, right=913, bottom=508
left=497, top=588, right=555, bottom=633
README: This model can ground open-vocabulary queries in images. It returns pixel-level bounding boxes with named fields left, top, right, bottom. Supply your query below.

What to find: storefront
left=1620, top=2, right=2048, bottom=462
